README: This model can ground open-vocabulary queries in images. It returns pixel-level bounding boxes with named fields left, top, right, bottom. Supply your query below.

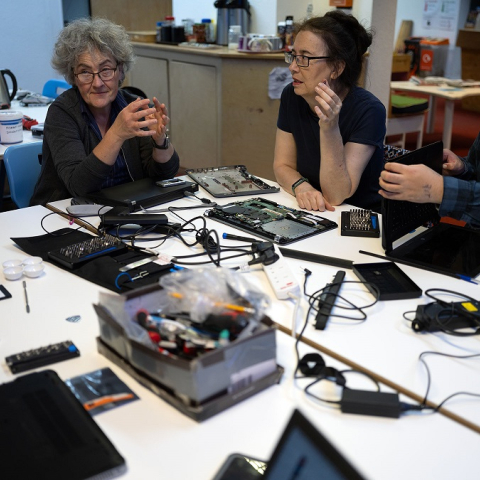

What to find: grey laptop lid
left=86, top=177, right=198, bottom=212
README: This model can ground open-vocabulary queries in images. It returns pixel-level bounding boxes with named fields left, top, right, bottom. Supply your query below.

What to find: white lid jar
left=0, top=110, right=23, bottom=144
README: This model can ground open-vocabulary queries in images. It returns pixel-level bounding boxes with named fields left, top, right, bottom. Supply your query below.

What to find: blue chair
left=42, top=79, right=71, bottom=99
left=3, top=142, right=43, bottom=208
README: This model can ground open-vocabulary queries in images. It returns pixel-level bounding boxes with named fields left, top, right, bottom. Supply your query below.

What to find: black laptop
left=86, top=177, right=199, bottom=212
left=0, top=370, right=126, bottom=480
left=212, top=409, right=365, bottom=479
left=382, top=141, right=480, bottom=278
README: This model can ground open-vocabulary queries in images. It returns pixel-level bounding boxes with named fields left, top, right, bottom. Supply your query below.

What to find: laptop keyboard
left=384, top=200, right=439, bottom=248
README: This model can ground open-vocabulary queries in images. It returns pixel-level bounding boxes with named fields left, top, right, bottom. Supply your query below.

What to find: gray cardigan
left=30, top=87, right=179, bottom=206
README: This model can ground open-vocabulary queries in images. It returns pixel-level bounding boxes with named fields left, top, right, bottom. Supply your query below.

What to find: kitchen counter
left=131, top=41, right=285, bottom=60
left=127, top=42, right=287, bottom=179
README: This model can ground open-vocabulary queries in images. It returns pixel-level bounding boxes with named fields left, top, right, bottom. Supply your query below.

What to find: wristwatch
left=152, top=133, right=169, bottom=150
left=291, top=177, right=309, bottom=197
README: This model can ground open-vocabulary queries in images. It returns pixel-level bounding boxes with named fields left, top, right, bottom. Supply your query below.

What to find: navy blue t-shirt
left=277, top=84, right=386, bottom=210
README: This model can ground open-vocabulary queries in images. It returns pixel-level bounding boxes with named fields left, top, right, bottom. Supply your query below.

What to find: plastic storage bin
left=94, top=284, right=281, bottom=421
left=419, top=38, right=449, bottom=77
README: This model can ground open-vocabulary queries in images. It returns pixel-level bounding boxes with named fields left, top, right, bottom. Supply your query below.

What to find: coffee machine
left=214, top=0, right=251, bottom=46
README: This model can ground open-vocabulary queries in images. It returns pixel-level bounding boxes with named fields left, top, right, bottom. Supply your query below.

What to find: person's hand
left=294, top=182, right=335, bottom=212
left=379, top=162, right=444, bottom=204
left=313, top=80, right=342, bottom=129
left=442, top=148, right=465, bottom=176
left=111, top=97, right=158, bottom=141
left=147, top=97, right=170, bottom=145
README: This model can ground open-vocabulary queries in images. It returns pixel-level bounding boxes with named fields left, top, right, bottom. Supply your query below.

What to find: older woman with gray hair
left=31, top=17, right=179, bottom=205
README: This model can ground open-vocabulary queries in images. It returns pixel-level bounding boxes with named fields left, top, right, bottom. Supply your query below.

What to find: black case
left=353, top=262, right=422, bottom=300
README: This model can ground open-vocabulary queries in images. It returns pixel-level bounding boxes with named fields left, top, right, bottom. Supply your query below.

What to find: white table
left=47, top=183, right=480, bottom=434
left=2, top=206, right=480, bottom=479
left=390, top=80, right=480, bottom=150
left=0, top=101, right=48, bottom=208
left=0, top=101, right=48, bottom=158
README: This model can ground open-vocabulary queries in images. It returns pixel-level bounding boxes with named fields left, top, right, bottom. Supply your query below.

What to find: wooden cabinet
left=457, top=29, right=480, bottom=113
left=126, top=43, right=286, bottom=180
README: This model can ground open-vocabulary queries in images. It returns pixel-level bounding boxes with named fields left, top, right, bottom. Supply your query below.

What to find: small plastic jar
left=0, top=110, right=23, bottom=144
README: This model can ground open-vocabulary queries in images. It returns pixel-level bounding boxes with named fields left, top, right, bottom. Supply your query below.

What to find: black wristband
left=152, top=134, right=169, bottom=150
left=291, top=177, right=309, bottom=197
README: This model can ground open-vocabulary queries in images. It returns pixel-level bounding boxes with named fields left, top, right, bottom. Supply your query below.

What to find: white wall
left=394, top=0, right=470, bottom=78
left=2, top=0, right=64, bottom=94
left=395, top=0, right=470, bottom=44
left=172, top=2, right=216, bottom=26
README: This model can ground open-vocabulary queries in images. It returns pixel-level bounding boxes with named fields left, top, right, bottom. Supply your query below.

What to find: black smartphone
left=212, top=453, right=267, bottom=480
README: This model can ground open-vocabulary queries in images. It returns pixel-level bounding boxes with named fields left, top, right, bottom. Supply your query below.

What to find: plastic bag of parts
left=158, top=266, right=271, bottom=323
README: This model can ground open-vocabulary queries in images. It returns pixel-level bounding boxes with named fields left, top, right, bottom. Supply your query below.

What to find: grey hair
left=51, top=17, right=135, bottom=85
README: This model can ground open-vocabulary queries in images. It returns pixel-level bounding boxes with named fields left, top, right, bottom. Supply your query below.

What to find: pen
left=84, top=393, right=134, bottom=411
left=168, top=292, right=255, bottom=313
left=23, top=281, right=30, bottom=314
left=456, top=274, right=480, bottom=285
left=222, top=233, right=260, bottom=243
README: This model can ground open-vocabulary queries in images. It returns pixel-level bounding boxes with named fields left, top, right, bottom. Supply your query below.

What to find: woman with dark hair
left=31, top=17, right=179, bottom=205
left=273, top=10, right=386, bottom=212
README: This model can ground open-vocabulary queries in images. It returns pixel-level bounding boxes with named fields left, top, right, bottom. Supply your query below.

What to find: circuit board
left=205, top=198, right=337, bottom=245
left=186, top=165, right=279, bottom=197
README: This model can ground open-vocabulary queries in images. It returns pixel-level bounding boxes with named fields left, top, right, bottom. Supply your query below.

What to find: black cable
left=40, top=211, right=98, bottom=236
left=403, top=310, right=416, bottom=322
left=172, top=251, right=254, bottom=266
left=418, top=350, right=480, bottom=411
left=305, top=279, right=380, bottom=323
left=419, top=288, right=480, bottom=336
left=302, top=370, right=381, bottom=406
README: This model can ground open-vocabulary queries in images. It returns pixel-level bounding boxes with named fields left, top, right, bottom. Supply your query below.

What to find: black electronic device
left=48, top=234, right=127, bottom=269
left=353, top=262, right=422, bottom=301
left=315, top=271, right=346, bottom=330
left=100, top=213, right=169, bottom=226
left=186, top=165, right=279, bottom=197
left=341, top=209, right=380, bottom=238
left=5, top=340, right=80, bottom=374
left=279, top=247, right=353, bottom=269
left=31, top=123, right=44, bottom=138
left=213, top=409, right=365, bottom=479
left=205, top=198, right=337, bottom=245
left=412, top=301, right=480, bottom=333
left=85, top=177, right=198, bottom=212
left=381, top=141, right=480, bottom=279
left=0, top=370, right=126, bottom=480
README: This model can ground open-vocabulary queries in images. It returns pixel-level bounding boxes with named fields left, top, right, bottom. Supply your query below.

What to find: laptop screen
left=263, top=409, right=365, bottom=480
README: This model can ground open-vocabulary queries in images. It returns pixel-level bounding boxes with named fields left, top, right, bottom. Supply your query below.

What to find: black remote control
left=315, top=271, right=346, bottom=330
left=5, top=340, right=80, bottom=373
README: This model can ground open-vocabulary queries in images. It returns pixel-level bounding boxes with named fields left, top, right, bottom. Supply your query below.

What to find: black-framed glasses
left=74, top=66, right=118, bottom=84
left=284, top=52, right=330, bottom=68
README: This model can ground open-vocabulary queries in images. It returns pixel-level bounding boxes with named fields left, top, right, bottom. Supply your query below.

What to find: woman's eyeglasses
left=74, top=66, right=118, bottom=84
left=284, top=52, right=330, bottom=68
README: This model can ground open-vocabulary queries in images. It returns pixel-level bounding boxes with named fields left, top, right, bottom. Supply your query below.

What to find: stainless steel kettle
left=0, top=69, right=18, bottom=109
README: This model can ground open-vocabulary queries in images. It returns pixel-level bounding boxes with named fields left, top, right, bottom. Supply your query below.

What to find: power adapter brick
left=341, top=389, right=401, bottom=418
